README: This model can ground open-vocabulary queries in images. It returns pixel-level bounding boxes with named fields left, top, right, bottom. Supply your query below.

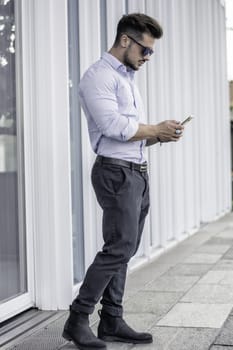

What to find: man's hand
left=129, top=120, right=184, bottom=143
left=156, top=120, right=184, bottom=143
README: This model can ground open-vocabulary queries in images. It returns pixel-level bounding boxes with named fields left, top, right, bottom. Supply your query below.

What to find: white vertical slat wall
left=78, top=1, right=103, bottom=268
left=78, top=0, right=231, bottom=270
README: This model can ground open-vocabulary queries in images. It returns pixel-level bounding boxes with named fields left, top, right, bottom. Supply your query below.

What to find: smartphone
left=181, top=115, right=194, bottom=126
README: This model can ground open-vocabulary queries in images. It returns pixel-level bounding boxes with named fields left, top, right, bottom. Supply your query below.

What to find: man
left=63, top=13, right=183, bottom=350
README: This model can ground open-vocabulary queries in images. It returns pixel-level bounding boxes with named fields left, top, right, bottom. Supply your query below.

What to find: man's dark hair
left=114, top=13, right=163, bottom=46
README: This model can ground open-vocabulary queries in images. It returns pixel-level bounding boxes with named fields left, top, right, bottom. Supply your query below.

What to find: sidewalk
left=4, top=212, right=233, bottom=350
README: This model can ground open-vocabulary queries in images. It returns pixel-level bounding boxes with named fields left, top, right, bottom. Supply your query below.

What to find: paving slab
left=181, top=284, right=233, bottom=303
left=61, top=342, right=132, bottom=350
left=175, top=232, right=213, bottom=247
left=212, top=259, right=233, bottom=270
left=106, top=343, right=133, bottom=350
left=126, top=303, right=171, bottom=322
left=60, top=343, right=78, bottom=349
left=143, top=275, right=199, bottom=292
left=195, top=244, right=231, bottom=255
left=204, top=237, right=233, bottom=245
left=166, top=263, right=212, bottom=276
left=217, top=212, right=233, bottom=223
left=214, top=315, right=233, bottom=346
left=223, top=248, right=233, bottom=260
left=151, top=248, right=192, bottom=265
left=124, top=263, right=171, bottom=299
left=198, top=271, right=233, bottom=285
left=124, top=313, right=158, bottom=332
left=202, top=221, right=230, bottom=235
left=210, top=346, right=233, bottom=350
left=163, top=327, right=219, bottom=350
left=184, top=253, right=222, bottom=264
left=124, top=291, right=182, bottom=314
left=157, top=303, right=232, bottom=328
left=216, top=229, right=233, bottom=240
left=132, top=326, right=178, bottom=350
left=131, top=326, right=218, bottom=350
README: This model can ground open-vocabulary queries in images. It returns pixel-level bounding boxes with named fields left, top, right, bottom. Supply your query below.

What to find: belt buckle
left=139, top=164, right=147, bottom=172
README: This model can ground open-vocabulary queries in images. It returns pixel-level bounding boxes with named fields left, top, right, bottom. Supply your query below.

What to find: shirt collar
left=102, top=52, right=135, bottom=79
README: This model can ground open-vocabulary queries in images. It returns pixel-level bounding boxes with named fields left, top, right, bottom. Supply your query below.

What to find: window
left=0, top=0, right=27, bottom=303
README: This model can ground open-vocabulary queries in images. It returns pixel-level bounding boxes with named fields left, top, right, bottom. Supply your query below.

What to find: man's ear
left=120, top=34, right=129, bottom=48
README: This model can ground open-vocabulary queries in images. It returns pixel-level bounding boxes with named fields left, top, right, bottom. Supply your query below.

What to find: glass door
left=67, top=0, right=85, bottom=285
left=0, top=0, right=28, bottom=313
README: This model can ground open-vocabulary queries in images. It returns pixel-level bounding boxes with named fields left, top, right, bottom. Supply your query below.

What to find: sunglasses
left=127, top=34, right=154, bottom=57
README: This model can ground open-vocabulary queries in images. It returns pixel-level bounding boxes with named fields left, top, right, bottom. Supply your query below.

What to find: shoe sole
left=99, top=335, right=153, bottom=344
left=62, top=330, right=107, bottom=350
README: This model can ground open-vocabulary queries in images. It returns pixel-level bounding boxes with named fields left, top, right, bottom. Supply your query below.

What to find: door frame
left=0, top=0, right=35, bottom=323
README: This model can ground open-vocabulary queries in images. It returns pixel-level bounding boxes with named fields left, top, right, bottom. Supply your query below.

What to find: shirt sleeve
left=78, top=70, right=139, bottom=142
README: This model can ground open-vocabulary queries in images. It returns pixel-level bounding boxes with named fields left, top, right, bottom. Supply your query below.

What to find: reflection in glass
left=0, top=0, right=27, bottom=303
left=68, top=0, right=85, bottom=284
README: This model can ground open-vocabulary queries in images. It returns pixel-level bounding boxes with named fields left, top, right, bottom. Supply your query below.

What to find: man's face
left=123, top=33, right=155, bottom=71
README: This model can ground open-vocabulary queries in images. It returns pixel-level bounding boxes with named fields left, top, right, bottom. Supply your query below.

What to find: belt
left=96, top=155, right=148, bottom=172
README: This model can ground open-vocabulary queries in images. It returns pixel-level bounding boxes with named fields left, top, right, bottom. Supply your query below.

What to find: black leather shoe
left=62, top=309, right=106, bottom=350
left=97, top=310, right=153, bottom=344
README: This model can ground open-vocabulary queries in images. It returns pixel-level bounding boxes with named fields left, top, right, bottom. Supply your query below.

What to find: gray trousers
left=72, top=158, right=150, bottom=317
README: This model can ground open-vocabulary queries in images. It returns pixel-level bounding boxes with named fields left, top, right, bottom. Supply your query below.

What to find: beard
left=122, top=50, right=139, bottom=71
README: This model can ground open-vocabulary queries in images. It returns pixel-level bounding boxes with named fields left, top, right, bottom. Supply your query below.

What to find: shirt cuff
left=121, top=118, right=139, bottom=141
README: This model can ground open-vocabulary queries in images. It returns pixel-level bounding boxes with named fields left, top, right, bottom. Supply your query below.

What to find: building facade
left=0, top=0, right=231, bottom=323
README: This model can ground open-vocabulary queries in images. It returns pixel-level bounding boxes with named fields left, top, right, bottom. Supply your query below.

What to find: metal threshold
left=0, top=308, right=67, bottom=349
